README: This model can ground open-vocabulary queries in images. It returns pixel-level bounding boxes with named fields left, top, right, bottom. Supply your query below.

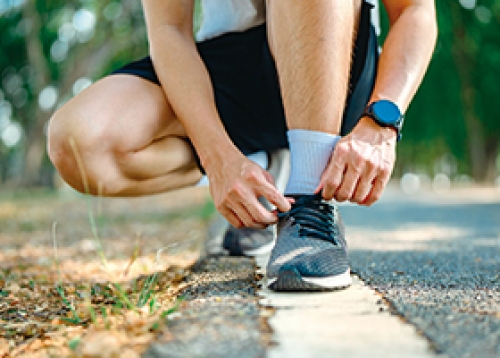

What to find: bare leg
left=266, top=0, right=359, bottom=133
left=48, top=75, right=203, bottom=196
left=265, top=1, right=362, bottom=196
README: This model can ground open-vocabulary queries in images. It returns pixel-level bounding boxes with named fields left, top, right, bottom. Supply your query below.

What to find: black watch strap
left=363, top=100, right=404, bottom=141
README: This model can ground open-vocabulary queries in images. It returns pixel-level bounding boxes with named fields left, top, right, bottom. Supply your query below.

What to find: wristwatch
left=362, top=100, right=404, bottom=141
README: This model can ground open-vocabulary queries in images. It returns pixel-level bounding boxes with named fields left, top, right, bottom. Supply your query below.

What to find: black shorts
left=112, top=1, right=378, bottom=157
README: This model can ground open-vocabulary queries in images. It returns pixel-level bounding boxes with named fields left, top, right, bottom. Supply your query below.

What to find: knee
left=47, top=109, right=117, bottom=194
left=48, top=109, right=90, bottom=193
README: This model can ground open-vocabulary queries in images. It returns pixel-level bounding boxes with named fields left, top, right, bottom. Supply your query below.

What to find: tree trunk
left=21, top=2, right=51, bottom=186
left=23, top=119, right=48, bottom=186
left=450, top=5, right=494, bottom=183
left=484, top=138, right=499, bottom=182
left=461, top=87, right=489, bottom=181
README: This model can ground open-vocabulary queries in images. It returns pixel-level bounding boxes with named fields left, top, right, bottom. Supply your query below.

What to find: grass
left=0, top=138, right=214, bottom=355
left=0, top=140, right=212, bottom=356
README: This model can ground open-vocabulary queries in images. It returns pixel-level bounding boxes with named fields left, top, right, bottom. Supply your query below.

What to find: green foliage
left=386, top=0, right=500, bottom=179
left=0, top=1, right=499, bottom=183
left=0, top=0, right=148, bottom=184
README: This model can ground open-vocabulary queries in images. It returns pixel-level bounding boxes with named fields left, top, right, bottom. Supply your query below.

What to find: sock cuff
left=284, top=129, right=341, bottom=195
left=287, top=129, right=341, bottom=146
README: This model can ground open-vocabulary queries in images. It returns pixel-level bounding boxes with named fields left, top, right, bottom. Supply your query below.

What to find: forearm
left=148, top=27, right=239, bottom=168
left=370, top=2, right=437, bottom=111
left=325, top=2, right=437, bottom=204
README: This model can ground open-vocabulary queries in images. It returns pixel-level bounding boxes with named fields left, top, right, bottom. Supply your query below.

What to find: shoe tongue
left=277, top=194, right=334, bottom=241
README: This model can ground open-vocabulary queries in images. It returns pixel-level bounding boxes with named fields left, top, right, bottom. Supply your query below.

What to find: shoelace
left=278, top=195, right=339, bottom=245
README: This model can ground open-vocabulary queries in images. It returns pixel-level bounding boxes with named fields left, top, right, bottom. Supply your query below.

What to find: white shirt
left=194, top=0, right=265, bottom=42
left=194, top=0, right=380, bottom=43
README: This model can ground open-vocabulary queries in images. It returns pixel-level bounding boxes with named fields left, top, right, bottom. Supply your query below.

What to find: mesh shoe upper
left=223, top=226, right=274, bottom=256
left=267, top=194, right=349, bottom=279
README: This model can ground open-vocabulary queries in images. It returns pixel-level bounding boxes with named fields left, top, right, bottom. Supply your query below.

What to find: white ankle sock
left=284, top=129, right=340, bottom=195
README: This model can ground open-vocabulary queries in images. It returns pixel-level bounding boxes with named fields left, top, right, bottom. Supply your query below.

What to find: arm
left=371, top=0, right=438, bottom=111
left=142, top=0, right=231, bottom=167
left=319, top=0, right=437, bottom=204
left=141, top=0, right=290, bottom=227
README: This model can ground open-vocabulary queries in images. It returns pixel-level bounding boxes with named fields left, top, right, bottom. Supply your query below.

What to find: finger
left=230, top=203, right=262, bottom=228
left=225, top=180, right=265, bottom=227
left=257, top=181, right=291, bottom=213
left=219, top=207, right=244, bottom=229
left=263, top=170, right=276, bottom=186
left=362, top=157, right=393, bottom=205
left=229, top=178, right=279, bottom=225
left=240, top=195, right=278, bottom=225
left=351, top=175, right=375, bottom=204
left=320, top=149, right=347, bottom=200
left=334, top=165, right=362, bottom=202
left=361, top=176, right=387, bottom=206
left=320, top=164, right=345, bottom=200
left=351, top=166, right=378, bottom=204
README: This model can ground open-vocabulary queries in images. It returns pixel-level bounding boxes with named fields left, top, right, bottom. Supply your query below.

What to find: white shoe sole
left=267, top=268, right=352, bottom=291
left=242, top=239, right=276, bottom=256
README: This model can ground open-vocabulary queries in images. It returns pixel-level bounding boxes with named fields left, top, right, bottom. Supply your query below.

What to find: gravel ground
left=342, top=186, right=500, bottom=358
left=145, top=256, right=270, bottom=358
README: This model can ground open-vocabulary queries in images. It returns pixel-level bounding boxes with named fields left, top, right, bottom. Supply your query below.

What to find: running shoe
left=267, top=194, right=351, bottom=291
left=205, top=149, right=290, bottom=257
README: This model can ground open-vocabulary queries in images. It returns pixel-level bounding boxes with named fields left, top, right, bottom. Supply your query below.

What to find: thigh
left=48, top=73, right=202, bottom=194
left=50, top=74, right=186, bottom=154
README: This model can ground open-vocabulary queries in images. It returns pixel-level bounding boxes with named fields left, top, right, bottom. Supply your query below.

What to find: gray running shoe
left=205, top=149, right=290, bottom=257
left=267, top=194, right=351, bottom=291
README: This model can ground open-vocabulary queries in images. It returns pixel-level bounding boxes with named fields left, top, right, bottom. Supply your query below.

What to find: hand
left=316, top=117, right=397, bottom=205
left=206, top=152, right=292, bottom=229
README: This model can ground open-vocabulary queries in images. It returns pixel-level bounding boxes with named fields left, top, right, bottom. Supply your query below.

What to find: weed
left=101, top=307, right=111, bottom=330
left=160, top=296, right=184, bottom=319
left=68, top=137, right=107, bottom=266
left=68, top=337, right=81, bottom=351
left=110, top=283, right=135, bottom=310
left=53, top=222, right=82, bottom=324
left=137, top=273, right=159, bottom=308
left=40, top=137, right=189, bottom=354
left=56, top=285, right=82, bottom=324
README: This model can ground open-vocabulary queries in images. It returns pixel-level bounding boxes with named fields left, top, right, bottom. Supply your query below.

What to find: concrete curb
left=256, top=255, right=438, bottom=358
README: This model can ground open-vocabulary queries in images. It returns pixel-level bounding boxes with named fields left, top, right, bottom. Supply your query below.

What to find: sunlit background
left=0, top=0, right=499, bottom=193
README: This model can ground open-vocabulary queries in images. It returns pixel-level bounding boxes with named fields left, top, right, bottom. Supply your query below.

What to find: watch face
left=373, top=100, right=401, bottom=125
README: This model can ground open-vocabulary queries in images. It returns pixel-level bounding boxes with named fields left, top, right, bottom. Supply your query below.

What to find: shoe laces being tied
left=278, top=194, right=342, bottom=245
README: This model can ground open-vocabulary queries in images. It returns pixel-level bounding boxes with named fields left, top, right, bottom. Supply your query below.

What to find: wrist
left=354, top=116, right=398, bottom=143
left=199, top=140, right=242, bottom=174
left=363, top=116, right=398, bottom=136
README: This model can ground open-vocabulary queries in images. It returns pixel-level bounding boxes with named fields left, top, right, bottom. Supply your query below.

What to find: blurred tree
left=0, top=0, right=148, bottom=186
left=393, top=0, right=500, bottom=182
left=447, top=0, right=500, bottom=182
left=1, top=0, right=499, bottom=186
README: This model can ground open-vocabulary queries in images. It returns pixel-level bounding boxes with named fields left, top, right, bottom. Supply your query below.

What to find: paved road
left=343, top=185, right=500, bottom=358
left=143, top=185, right=499, bottom=358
